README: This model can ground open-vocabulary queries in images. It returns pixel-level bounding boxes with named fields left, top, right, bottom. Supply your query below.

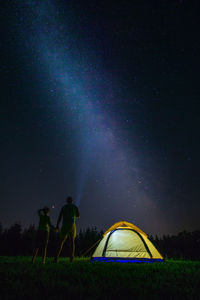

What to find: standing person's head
left=43, top=207, right=50, bottom=216
left=66, top=196, right=73, bottom=204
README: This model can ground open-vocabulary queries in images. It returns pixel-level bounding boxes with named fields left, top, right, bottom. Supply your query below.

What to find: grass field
left=0, top=256, right=200, bottom=300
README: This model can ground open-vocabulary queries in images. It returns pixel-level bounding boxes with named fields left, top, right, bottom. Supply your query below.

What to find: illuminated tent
left=92, top=221, right=163, bottom=263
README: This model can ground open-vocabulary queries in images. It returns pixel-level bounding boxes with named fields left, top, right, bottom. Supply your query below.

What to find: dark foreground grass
left=0, top=257, right=200, bottom=300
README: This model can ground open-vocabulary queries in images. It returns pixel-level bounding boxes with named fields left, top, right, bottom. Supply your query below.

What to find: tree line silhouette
left=0, top=223, right=199, bottom=260
left=0, top=223, right=103, bottom=258
left=150, top=231, right=200, bottom=260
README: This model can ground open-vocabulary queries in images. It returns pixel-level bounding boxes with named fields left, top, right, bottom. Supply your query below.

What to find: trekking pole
left=81, top=238, right=101, bottom=257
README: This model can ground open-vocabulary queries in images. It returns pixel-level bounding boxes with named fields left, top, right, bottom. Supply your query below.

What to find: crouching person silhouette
left=54, top=196, right=80, bottom=263
left=32, top=207, right=55, bottom=264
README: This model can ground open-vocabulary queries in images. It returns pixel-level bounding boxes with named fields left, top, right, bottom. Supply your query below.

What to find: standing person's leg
left=69, top=224, right=76, bottom=262
left=54, top=225, right=67, bottom=262
left=42, top=246, right=47, bottom=264
left=69, top=237, right=75, bottom=262
left=32, top=229, right=42, bottom=263
left=54, top=237, right=66, bottom=262
left=42, top=231, right=49, bottom=264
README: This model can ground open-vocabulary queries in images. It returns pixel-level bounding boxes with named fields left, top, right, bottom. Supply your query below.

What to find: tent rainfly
left=92, top=221, right=163, bottom=263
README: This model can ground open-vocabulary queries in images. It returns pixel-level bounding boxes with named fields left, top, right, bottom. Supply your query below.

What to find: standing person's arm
left=48, top=217, right=55, bottom=230
left=56, top=207, right=63, bottom=230
left=76, top=206, right=80, bottom=219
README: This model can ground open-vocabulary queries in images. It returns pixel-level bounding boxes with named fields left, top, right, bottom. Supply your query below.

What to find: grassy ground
left=0, top=256, right=200, bottom=300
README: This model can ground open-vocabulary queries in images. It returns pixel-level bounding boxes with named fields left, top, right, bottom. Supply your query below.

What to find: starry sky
left=1, top=0, right=200, bottom=236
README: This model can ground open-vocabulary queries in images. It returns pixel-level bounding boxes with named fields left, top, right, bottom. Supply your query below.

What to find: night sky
left=1, top=0, right=200, bottom=236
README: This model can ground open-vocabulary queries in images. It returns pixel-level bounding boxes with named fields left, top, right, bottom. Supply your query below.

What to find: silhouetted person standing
left=54, top=196, right=80, bottom=262
left=32, top=207, right=54, bottom=264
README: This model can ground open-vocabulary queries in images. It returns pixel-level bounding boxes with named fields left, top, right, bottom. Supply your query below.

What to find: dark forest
left=0, top=223, right=199, bottom=260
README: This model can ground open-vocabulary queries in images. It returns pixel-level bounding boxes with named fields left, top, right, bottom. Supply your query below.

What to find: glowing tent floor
left=92, top=257, right=163, bottom=263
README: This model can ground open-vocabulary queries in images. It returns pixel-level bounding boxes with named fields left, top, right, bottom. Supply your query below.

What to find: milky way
left=15, top=0, right=160, bottom=232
